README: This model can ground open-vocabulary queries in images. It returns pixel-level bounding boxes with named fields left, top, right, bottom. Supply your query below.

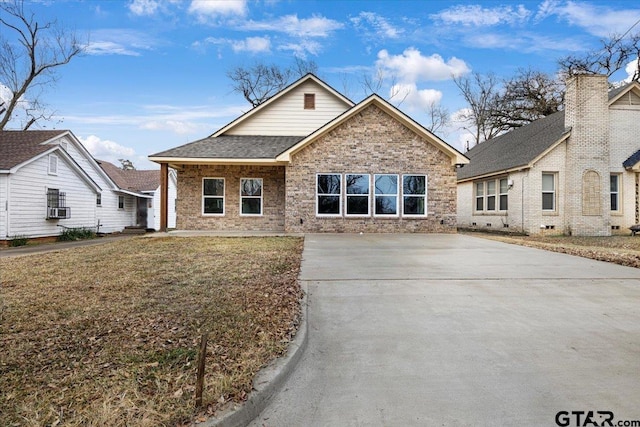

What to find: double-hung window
left=317, top=174, right=341, bottom=216
left=486, top=180, right=496, bottom=211
left=48, top=154, right=58, bottom=175
left=499, top=178, right=509, bottom=210
left=118, top=195, right=125, bottom=210
left=240, top=178, right=263, bottom=215
left=475, top=182, right=484, bottom=211
left=374, top=174, right=399, bottom=216
left=346, top=174, right=370, bottom=216
left=610, top=174, right=620, bottom=212
left=403, top=175, right=427, bottom=216
left=203, top=178, right=224, bottom=215
left=542, top=173, right=556, bottom=211
left=475, top=178, right=508, bottom=212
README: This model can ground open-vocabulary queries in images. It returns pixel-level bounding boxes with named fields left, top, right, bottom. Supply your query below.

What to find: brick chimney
left=563, top=74, right=611, bottom=236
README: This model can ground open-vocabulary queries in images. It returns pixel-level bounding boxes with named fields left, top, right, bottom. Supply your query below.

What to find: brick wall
left=285, top=104, right=458, bottom=233
left=176, top=164, right=285, bottom=231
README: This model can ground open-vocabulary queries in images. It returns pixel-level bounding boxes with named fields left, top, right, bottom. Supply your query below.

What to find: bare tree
left=453, top=71, right=504, bottom=146
left=493, top=68, right=564, bottom=129
left=227, top=59, right=318, bottom=107
left=558, top=32, right=640, bottom=82
left=425, top=100, right=450, bottom=136
left=360, top=68, right=410, bottom=106
left=0, top=0, right=83, bottom=130
left=118, top=159, right=135, bottom=170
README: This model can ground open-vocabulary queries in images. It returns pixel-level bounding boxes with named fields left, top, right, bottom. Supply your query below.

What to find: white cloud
left=535, top=0, right=560, bottom=21
left=240, top=14, right=344, bottom=38
left=85, top=29, right=157, bottom=56
left=376, top=48, right=470, bottom=83
left=140, top=120, right=203, bottom=134
left=278, top=40, right=322, bottom=58
left=389, top=83, right=442, bottom=111
left=624, top=58, right=639, bottom=82
left=554, top=1, right=640, bottom=37
left=351, top=11, right=402, bottom=39
left=431, top=4, right=531, bottom=27
left=128, top=0, right=160, bottom=16
left=80, top=135, right=136, bottom=162
left=231, top=36, right=271, bottom=53
left=188, top=0, right=247, bottom=19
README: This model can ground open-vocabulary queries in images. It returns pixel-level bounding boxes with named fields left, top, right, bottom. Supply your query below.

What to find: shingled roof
left=457, top=111, right=569, bottom=181
left=150, top=135, right=304, bottom=160
left=0, top=130, right=68, bottom=170
left=97, top=160, right=160, bottom=192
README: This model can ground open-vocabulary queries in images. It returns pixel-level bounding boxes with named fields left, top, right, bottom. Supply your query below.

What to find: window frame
left=542, top=172, right=556, bottom=212
left=304, top=93, right=315, bottom=110
left=499, top=178, right=509, bottom=211
left=240, top=178, right=263, bottom=216
left=118, top=195, right=125, bottom=210
left=610, top=173, right=621, bottom=213
left=402, top=174, right=428, bottom=217
left=474, top=178, right=509, bottom=213
left=374, top=174, right=399, bottom=217
left=316, top=173, right=342, bottom=217
left=48, top=154, right=58, bottom=175
left=96, top=193, right=102, bottom=207
left=202, top=177, right=225, bottom=216
left=345, top=173, right=371, bottom=217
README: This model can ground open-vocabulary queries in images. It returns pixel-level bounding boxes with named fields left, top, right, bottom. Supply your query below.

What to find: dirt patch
left=465, top=232, right=640, bottom=268
left=0, top=236, right=304, bottom=426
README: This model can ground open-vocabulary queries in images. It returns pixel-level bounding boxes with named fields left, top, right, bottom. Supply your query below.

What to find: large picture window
left=346, top=174, right=370, bottom=216
left=203, top=178, right=224, bottom=215
left=403, top=175, right=426, bottom=216
left=240, top=178, right=263, bottom=215
left=542, top=173, right=556, bottom=211
left=374, top=174, right=398, bottom=216
left=317, top=174, right=341, bottom=215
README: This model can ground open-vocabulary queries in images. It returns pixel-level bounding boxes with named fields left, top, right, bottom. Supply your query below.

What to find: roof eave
left=148, top=156, right=288, bottom=166
left=276, top=95, right=469, bottom=165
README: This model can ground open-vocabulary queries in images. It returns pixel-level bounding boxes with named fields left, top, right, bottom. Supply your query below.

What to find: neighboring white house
left=97, top=160, right=177, bottom=230
left=0, top=130, right=174, bottom=242
left=457, top=74, right=640, bottom=236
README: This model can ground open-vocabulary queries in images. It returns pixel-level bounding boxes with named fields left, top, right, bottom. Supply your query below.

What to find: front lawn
left=0, top=236, right=304, bottom=426
left=466, top=232, right=640, bottom=268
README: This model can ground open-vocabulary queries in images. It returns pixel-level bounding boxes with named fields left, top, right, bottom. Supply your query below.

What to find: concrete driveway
left=250, top=233, right=640, bottom=427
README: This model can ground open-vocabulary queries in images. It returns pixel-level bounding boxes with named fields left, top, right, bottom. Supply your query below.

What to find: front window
left=499, top=179, right=509, bottom=211
left=203, top=178, right=224, bottom=215
left=317, top=174, right=341, bottom=215
left=486, top=180, right=496, bottom=211
left=542, top=173, right=556, bottom=211
left=240, top=178, right=263, bottom=215
left=610, top=174, right=620, bottom=212
left=403, top=175, right=427, bottom=216
left=374, top=174, right=398, bottom=216
left=475, top=182, right=484, bottom=211
left=346, top=174, right=370, bottom=216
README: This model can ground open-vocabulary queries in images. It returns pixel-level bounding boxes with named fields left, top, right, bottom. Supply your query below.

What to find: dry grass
left=465, top=232, right=640, bottom=268
left=0, top=236, right=304, bottom=427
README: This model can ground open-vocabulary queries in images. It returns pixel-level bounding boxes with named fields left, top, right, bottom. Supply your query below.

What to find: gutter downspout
left=5, top=175, right=10, bottom=240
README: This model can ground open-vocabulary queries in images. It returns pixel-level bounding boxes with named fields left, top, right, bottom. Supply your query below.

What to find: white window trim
left=316, top=173, right=342, bottom=217
left=48, top=154, right=58, bottom=175
left=542, top=172, right=557, bottom=212
left=202, top=177, right=225, bottom=216
left=96, top=193, right=102, bottom=207
left=240, top=178, right=263, bottom=217
left=474, top=178, right=508, bottom=213
left=402, top=174, right=428, bottom=217
left=499, top=178, right=509, bottom=211
left=374, top=174, right=399, bottom=217
left=610, top=173, right=622, bottom=214
left=345, top=173, right=371, bottom=217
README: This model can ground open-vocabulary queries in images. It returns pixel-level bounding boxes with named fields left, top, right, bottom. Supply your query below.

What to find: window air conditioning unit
left=47, top=207, right=71, bottom=219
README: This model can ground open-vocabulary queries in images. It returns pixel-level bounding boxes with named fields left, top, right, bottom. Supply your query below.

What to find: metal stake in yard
left=195, top=332, right=208, bottom=408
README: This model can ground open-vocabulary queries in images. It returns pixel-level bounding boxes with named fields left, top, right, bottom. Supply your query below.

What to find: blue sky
left=4, top=0, right=640, bottom=169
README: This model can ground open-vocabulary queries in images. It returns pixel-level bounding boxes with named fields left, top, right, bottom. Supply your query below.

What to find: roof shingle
left=150, top=135, right=304, bottom=159
left=0, top=130, right=68, bottom=170
left=97, top=160, right=160, bottom=192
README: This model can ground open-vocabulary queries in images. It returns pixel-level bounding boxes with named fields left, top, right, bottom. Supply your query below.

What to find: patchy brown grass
left=464, top=232, right=640, bottom=268
left=0, top=236, right=304, bottom=427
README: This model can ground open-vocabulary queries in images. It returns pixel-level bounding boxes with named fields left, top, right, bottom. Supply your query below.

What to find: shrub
left=58, top=227, right=96, bottom=241
left=8, top=236, right=28, bottom=247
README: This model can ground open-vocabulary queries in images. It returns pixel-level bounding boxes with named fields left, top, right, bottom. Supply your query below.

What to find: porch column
left=160, top=163, right=168, bottom=231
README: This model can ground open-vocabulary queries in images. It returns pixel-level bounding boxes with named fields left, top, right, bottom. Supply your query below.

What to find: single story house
left=149, top=74, right=468, bottom=233
left=97, top=160, right=177, bottom=231
left=0, top=130, right=174, bottom=243
left=457, top=74, right=640, bottom=236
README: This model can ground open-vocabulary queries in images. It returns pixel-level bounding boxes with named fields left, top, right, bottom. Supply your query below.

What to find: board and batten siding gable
left=225, top=80, right=351, bottom=136
left=7, top=154, right=99, bottom=238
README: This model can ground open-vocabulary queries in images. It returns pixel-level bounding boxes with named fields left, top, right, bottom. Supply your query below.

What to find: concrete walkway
left=249, top=233, right=640, bottom=427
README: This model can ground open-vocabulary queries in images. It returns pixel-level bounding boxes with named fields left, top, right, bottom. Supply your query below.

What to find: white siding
left=226, top=81, right=350, bottom=136
left=7, top=155, right=98, bottom=239
left=610, top=107, right=640, bottom=231
left=151, top=171, right=177, bottom=230
left=0, top=174, right=7, bottom=239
